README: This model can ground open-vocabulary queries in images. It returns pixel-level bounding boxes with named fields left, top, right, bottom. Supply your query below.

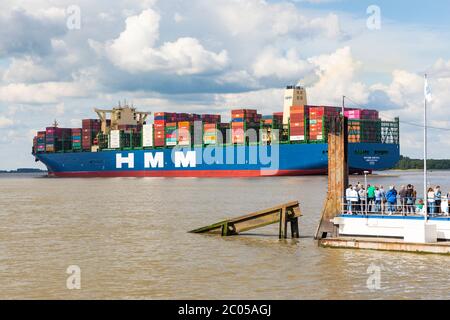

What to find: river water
left=0, top=170, right=449, bottom=299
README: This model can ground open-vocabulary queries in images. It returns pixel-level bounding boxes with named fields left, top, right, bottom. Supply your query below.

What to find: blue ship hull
left=35, top=143, right=400, bottom=177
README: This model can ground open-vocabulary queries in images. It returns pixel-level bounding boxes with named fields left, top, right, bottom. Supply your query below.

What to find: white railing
left=340, top=197, right=450, bottom=217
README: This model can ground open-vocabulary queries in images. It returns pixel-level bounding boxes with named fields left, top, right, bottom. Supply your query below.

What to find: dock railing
left=340, top=196, right=449, bottom=217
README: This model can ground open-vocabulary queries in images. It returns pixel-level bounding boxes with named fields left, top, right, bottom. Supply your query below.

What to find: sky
left=0, top=0, right=450, bottom=169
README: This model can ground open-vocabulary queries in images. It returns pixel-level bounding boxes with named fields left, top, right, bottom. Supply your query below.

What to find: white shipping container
left=109, top=130, right=121, bottom=149
left=290, top=135, right=305, bottom=141
left=142, top=124, right=153, bottom=147
left=178, top=140, right=191, bottom=146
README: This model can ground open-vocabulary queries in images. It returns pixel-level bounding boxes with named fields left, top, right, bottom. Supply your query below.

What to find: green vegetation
left=395, top=156, right=450, bottom=170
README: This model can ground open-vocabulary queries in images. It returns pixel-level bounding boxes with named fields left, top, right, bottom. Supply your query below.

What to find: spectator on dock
left=435, top=186, right=442, bottom=214
left=399, top=185, right=407, bottom=214
left=380, top=185, right=386, bottom=213
left=374, top=186, right=382, bottom=213
left=405, top=184, right=415, bottom=215
left=345, top=185, right=353, bottom=214
left=441, top=193, right=449, bottom=216
left=358, top=187, right=367, bottom=214
left=345, top=185, right=359, bottom=214
left=367, top=184, right=376, bottom=212
left=386, top=186, right=397, bottom=215
left=416, top=199, right=425, bottom=214
left=427, top=187, right=436, bottom=216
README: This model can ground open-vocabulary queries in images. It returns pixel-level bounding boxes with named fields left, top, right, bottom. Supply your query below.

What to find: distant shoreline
left=394, top=156, right=450, bottom=170
left=0, top=169, right=47, bottom=174
left=390, top=169, right=450, bottom=172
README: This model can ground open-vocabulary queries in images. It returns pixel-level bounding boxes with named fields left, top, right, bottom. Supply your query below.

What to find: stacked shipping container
left=231, top=109, right=261, bottom=144
left=142, top=124, right=153, bottom=147
left=308, top=106, right=340, bottom=142
left=71, top=128, right=82, bottom=150
left=289, top=106, right=308, bottom=142
left=82, top=119, right=101, bottom=151
left=154, top=112, right=177, bottom=147
left=203, top=123, right=229, bottom=145
left=201, top=114, right=221, bottom=123
left=345, top=109, right=380, bottom=143
left=45, top=127, right=72, bottom=152
left=165, top=122, right=177, bottom=146
left=345, top=109, right=379, bottom=120
left=36, top=131, right=46, bottom=153
left=177, top=121, right=191, bottom=146
left=33, top=106, right=385, bottom=154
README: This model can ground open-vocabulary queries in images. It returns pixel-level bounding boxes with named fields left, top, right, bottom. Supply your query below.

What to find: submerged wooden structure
left=190, top=201, right=302, bottom=239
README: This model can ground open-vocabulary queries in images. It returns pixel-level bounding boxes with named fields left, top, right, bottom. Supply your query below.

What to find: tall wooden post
left=279, top=206, right=287, bottom=239
left=314, top=116, right=349, bottom=240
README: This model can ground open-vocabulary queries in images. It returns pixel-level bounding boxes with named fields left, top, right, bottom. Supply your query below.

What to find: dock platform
left=319, top=237, right=450, bottom=255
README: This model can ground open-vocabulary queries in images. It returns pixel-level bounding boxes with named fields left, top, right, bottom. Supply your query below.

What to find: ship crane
left=94, top=104, right=151, bottom=133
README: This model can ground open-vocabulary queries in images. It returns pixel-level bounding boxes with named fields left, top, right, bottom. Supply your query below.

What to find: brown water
left=0, top=171, right=449, bottom=299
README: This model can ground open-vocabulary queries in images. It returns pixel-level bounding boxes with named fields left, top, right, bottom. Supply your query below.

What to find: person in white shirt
left=345, top=185, right=353, bottom=214
left=441, top=193, right=449, bottom=216
left=349, top=187, right=359, bottom=215
left=358, top=187, right=366, bottom=214
left=345, top=185, right=359, bottom=214
left=427, top=187, right=435, bottom=216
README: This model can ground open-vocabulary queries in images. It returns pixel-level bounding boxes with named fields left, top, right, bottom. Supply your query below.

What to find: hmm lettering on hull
left=116, top=151, right=196, bottom=169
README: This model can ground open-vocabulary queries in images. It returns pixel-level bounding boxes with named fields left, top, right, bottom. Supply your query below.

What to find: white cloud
left=215, top=0, right=341, bottom=39
left=371, top=70, right=422, bottom=106
left=2, top=56, right=57, bottom=83
left=0, top=67, right=97, bottom=104
left=0, top=116, right=14, bottom=128
left=55, top=102, right=65, bottom=115
left=252, top=47, right=312, bottom=79
left=174, top=12, right=184, bottom=23
left=213, top=88, right=285, bottom=117
left=216, top=70, right=260, bottom=88
left=370, top=65, right=450, bottom=158
left=306, top=46, right=368, bottom=105
left=102, top=9, right=229, bottom=75
left=0, top=82, right=87, bottom=104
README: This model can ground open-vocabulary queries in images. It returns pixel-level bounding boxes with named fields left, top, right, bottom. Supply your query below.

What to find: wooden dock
left=319, top=237, right=450, bottom=255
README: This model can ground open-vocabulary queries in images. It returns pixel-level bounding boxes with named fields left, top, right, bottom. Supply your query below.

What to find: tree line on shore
left=395, top=156, right=450, bottom=170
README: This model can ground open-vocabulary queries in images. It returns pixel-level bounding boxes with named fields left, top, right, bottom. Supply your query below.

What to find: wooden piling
left=315, top=116, right=348, bottom=240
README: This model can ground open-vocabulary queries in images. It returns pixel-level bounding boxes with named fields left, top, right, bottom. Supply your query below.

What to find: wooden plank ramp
left=189, top=201, right=302, bottom=238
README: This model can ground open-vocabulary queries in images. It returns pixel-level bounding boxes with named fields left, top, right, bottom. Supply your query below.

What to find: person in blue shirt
left=385, top=186, right=398, bottom=215
left=435, top=186, right=442, bottom=214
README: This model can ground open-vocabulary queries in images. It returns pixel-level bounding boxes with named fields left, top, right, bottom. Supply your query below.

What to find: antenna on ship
left=53, top=119, right=58, bottom=127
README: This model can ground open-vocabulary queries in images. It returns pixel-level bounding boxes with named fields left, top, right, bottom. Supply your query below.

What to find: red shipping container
left=203, top=123, right=217, bottom=129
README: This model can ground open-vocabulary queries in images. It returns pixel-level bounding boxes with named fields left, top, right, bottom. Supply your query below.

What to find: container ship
left=32, top=86, right=400, bottom=177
